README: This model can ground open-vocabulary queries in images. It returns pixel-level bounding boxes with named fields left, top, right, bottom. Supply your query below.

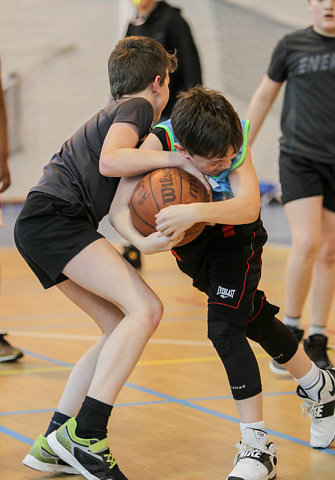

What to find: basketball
left=130, top=167, right=210, bottom=247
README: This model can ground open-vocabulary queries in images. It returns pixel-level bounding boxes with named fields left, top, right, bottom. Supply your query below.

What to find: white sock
left=240, top=420, right=265, bottom=441
left=284, top=315, right=300, bottom=328
left=309, top=325, right=326, bottom=336
left=294, top=362, right=322, bottom=401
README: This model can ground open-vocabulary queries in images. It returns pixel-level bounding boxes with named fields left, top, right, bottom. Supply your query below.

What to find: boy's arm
left=109, top=133, right=185, bottom=253
left=99, top=122, right=186, bottom=178
left=109, top=176, right=184, bottom=254
left=246, top=74, right=282, bottom=146
left=155, top=146, right=260, bottom=236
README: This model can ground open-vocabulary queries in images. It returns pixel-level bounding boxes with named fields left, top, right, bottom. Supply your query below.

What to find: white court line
left=7, top=330, right=335, bottom=350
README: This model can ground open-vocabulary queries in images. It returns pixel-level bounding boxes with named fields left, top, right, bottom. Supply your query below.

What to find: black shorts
left=14, top=192, right=104, bottom=289
left=171, top=220, right=268, bottom=328
left=279, top=152, right=335, bottom=212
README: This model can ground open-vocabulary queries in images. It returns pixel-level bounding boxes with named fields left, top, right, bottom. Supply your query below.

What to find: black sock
left=75, top=396, right=113, bottom=440
left=44, top=411, right=71, bottom=437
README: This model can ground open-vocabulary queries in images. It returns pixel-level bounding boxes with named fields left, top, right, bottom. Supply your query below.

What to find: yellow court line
left=138, top=352, right=270, bottom=366
left=0, top=353, right=270, bottom=376
left=0, top=366, right=72, bottom=376
left=138, top=356, right=219, bottom=366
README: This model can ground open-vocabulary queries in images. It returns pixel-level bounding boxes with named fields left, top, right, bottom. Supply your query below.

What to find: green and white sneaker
left=22, top=434, right=78, bottom=474
left=47, top=417, right=129, bottom=480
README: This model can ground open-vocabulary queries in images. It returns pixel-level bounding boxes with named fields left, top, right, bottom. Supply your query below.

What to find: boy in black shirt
left=16, top=36, right=190, bottom=480
left=247, top=0, right=335, bottom=373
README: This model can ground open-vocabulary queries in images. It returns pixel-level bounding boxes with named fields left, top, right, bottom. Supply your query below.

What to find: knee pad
left=246, top=301, right=299, bottom=364
left=208, top=307, right=262, bottom=400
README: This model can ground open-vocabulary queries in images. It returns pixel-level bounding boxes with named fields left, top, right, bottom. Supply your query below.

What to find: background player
left=246, top=0, right=335, bottom=373
left=122, top=0, right=202, bottom=269
left=0, top=56, right=24, bottom=363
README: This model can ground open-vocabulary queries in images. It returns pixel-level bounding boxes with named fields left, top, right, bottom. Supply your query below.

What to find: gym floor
left=0, top=233, right=334, bottom=480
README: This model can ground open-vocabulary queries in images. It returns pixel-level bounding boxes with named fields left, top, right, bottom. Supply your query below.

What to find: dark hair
left=108, top=36, right=177, bottom=100
left=171, top=86, right=243, bottom=158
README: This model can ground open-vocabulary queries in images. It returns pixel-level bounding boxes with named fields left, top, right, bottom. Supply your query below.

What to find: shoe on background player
left=303, top=334, right=333, bottom=370
left=0, top=333, right=23, bottom=363
left=270, top=327, right=333, bottom=375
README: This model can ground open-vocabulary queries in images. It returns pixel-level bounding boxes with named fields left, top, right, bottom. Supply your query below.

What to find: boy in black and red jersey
left=110, top=86, right=335, bottom=480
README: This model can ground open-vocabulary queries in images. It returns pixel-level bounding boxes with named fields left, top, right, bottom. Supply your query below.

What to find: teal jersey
left=153, top=118, right=250, bottom=201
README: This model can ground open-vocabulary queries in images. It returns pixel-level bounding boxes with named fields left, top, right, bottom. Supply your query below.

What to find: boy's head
left=108, top=36, right=177, bottom=100
left=308, top=0, right=335, bottom=36
left=171, top=86, right=243, bottom=176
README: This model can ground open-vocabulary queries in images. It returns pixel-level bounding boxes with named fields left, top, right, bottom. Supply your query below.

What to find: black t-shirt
left=267, top=26, right=335, bottom=163
left=31, top=98, right=153, bottom=227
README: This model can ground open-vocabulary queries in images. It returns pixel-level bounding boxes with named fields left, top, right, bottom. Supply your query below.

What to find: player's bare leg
left=309, top=207, right=335, bottom=327
left=41, top=239, right=163, bottom=480
left=61, top=238, right=163, bottom=404
left=235, top=393, right=263, bottom=424
left=284, top=196, right=322, bottom=318
left=269, top=196, right=322, bottom=374
left=305, top=207, right=335, bottom=368
left=56, top=280, right=125, bottom=416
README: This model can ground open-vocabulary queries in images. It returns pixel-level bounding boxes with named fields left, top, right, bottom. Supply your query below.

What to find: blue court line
left=1, top=385, right=335, bottom=455
left=126, top=382, right=245, bottom=424
left=126, top=382, right=335, bottom=456
left=0, top=391, right=296, bottom=417
left=21, top=349, right=73, bottom=367
left=0, top=425, right=33, bottom=446
left=0, top=409, right=55, bottom=416
left=0, top=401, right=171, bottom=416
left=3, top=350, right=335, bottom=455
left=184, top=391, right=296, bottom=401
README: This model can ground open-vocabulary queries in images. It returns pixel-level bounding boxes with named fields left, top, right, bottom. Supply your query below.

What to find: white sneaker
left=226, top=428, right=277, bottom=480
left=297, top=368, right=335, bottom=448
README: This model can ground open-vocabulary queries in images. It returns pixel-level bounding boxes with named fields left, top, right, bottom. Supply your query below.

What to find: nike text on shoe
left=297, top=368, right=335, bottom=448
left=303, top=334, right=333, bottom=369
left=226, top=428, right=277, bottom=480
left=47, top=417, right=129, bottom=480
left=269, top=326, right=304, bottom=375
left=22, top=434, right=78, bottom=474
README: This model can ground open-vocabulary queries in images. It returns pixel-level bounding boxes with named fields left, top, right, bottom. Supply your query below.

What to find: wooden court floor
left=0, top=244, right=334, bottom=479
